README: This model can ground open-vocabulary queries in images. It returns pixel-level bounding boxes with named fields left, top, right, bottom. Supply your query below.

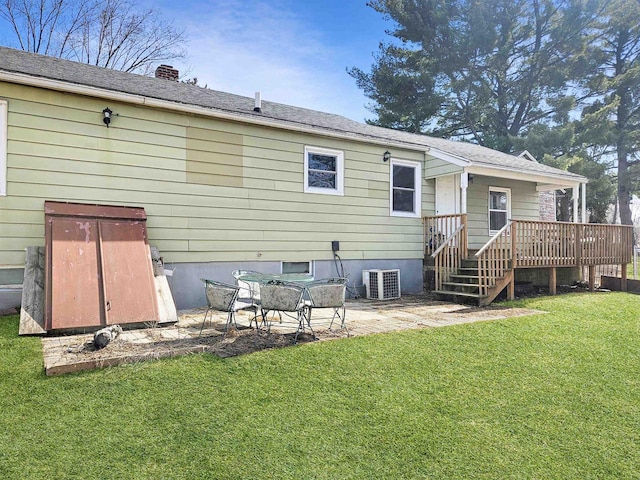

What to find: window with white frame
left=304, top=146, right=344, bottom=195
left=0, top=100, right=7, bottom=196
left=281, top=261, right=312, bottom=275
left=488, top=187, right=511, bottom=234
left=390, top=158, right=421, bottom=217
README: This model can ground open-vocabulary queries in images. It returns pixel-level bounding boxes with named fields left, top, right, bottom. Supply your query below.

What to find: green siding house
left=0, top=47, right=588, bottom=309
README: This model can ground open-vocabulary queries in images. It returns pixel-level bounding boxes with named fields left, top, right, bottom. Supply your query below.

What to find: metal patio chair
left=259, top=281, right=311, bottom=343
left=306, top=277, right=348, bottom=335
left=231, top=270, right=262, bottom=328
left=199, top=278, right=257, bottom=336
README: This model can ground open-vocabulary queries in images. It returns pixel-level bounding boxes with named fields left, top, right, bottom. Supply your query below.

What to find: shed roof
left=0, top=46, right=586, bottom=185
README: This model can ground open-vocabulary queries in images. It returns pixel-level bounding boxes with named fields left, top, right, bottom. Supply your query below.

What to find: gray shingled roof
left=0, top=46, right=585, bottom=183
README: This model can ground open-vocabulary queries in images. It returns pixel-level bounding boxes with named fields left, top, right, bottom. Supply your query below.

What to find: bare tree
left=0, top=0, right=187, bottom=74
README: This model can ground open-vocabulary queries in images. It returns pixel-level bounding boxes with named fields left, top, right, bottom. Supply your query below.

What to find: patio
left=41, top=294, right=543, bottom=375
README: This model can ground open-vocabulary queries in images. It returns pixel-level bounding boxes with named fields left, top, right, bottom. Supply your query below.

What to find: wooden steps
left=433, top=256, right=513, bottom=306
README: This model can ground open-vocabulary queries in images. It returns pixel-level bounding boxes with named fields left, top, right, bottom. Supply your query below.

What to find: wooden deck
left=424, top=215, right=634, bottom=304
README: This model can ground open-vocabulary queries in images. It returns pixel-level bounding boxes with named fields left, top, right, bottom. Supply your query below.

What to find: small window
left=390, top=158, right=421, bottom=217
left=489, top=187, right=511, bottom=234
left=304, top=146, right=344, bottom=195
left=0, top=100, right=7, bottom=196
left=281, top=261, right=312, bottom=275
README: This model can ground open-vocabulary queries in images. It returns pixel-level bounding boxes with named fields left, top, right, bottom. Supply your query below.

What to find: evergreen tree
left=580, top=0, right=640, bottom=225
left=350, top=0, right=595, bottom=152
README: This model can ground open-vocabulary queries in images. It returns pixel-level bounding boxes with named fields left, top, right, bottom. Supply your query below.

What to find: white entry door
left=436, top=175, right=460, bottom=215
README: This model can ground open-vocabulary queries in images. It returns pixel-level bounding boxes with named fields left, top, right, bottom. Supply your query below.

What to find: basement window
left=281, top=261, right=313, bottom=275
left=304, top=146, right=344, bottom=195
left=0, top=100, right=6, bottom=196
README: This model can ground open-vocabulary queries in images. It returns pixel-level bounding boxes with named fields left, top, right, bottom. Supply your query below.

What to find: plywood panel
left=48, top=218, right=103, bottom=329
left=100, top=220, right=158, bottom=324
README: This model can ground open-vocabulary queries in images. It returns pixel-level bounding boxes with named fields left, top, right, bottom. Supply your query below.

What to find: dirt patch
left=57, top=328, right=315, bottom=361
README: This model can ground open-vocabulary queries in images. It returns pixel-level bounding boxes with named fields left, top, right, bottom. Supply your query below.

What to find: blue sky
left=151, top=0, right=392, bottom=121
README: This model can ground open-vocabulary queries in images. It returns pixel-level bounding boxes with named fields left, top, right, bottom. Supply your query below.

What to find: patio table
left=234, top=272, right=315, bottom=284
left=234, top=272, right=315, bottom=338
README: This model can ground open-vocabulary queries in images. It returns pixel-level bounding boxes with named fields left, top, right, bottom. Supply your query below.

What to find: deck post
left=549, top=267, right=557, bottom=295
left=621, top=263, right=628, bottom=292
left=573, top=184, right=579, bottom=223
left=581, top=183, right=587, bottom=223
left=507, top=271, right=515, bottom=300
left=588, top=265, right=595, bottom=292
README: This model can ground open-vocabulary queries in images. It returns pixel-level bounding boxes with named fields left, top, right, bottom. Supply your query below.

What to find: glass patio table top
left=235, top=272, right=315, bottom=284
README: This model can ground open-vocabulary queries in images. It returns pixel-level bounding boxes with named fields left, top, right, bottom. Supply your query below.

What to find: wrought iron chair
left=306, top=278, right=348, bottom=335
left=231, top=270, right=262, bottom=328
left=259, top=281, right=311, bottom=343
left=199, top=278, right=257, bottom=336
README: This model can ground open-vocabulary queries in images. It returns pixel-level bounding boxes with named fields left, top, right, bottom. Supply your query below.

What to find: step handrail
left=430, top=223, right=467, bottom=291
left=474, top=221, right=513, bottom=296
left=474, top=221, right=512, bottom=258
left=431, top=224, right=465, bottom=258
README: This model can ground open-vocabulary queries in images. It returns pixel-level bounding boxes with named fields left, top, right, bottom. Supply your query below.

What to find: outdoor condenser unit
left=362, top=269, right=401, bottom=300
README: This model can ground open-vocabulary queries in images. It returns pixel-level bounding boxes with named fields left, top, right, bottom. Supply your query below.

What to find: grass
left=1, top=292, right=639, bottom=479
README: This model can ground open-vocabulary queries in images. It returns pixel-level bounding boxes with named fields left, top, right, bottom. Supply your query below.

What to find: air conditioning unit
left=362, top=269, right=401, bottom=300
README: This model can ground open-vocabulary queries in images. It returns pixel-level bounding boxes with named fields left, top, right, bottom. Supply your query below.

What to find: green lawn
left=1, top=292, right=639, bottom=479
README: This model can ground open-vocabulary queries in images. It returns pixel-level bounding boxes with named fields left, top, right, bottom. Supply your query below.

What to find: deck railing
left=475, top=222, right=513, bottom=297
left=430, top=223, right=468, bottom=291
left=424, top=215, right=633, bottom=295
left=423, top=214, right=467, bottom=256
left=512, top=220, right=633, bottom=268
left=424, top=214, right=468, bottom=291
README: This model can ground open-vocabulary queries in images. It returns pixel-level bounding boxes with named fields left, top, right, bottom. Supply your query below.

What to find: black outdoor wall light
left=103, top=107, right=113, bottom=127
left=383, top=150, right=391, bottom=162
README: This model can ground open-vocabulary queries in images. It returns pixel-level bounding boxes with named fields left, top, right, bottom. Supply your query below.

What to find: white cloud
left=158, top=0, right=371, bottom=121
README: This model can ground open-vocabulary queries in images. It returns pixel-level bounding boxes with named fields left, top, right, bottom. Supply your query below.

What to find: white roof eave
left=466, top=164, right=587, bottom=187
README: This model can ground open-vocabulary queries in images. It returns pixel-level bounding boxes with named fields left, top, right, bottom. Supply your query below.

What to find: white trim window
left=390, top=158, right=421, bottom=217
left=304, top=146, right=344, bottom=195
left=0, top=100, right=7, bottom=196
left=488, top=186, right=511, bottom=234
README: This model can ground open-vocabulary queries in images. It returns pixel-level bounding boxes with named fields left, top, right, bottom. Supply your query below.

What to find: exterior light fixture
left=103, top=107, right=113, bottom=127
left=383, top=150, right=391, bottom=162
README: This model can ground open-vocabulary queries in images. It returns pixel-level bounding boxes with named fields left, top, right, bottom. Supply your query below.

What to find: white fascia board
left=466, top=164, right=587, bottom=187
left=536, top=183, right=574, bottom=191
left=426, top=147, right=470, bottom=167
left=0, top=70, right=432, bottom=155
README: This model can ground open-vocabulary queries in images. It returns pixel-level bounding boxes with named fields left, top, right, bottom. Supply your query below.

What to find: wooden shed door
left=100, top=220, right=158, bottom=325
left=49, top=218, right=103, bottom=329
left=45, top=202, right=158, bottom=331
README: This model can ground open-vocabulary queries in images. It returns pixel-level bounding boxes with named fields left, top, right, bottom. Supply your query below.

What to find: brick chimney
left=155, top=64, right=179, bottom=81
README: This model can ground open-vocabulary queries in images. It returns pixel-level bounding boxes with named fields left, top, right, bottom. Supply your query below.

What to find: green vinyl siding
left=467, top=175, right=540, bottom=249
left=422, top=178, right=436, bottom=216
left=424, top=155, right=463, bottom=178
left=0, top=82, right=429, bottom=266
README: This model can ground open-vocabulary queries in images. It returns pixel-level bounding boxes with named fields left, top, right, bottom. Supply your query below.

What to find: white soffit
left=466, top=165, right=586, bottom=188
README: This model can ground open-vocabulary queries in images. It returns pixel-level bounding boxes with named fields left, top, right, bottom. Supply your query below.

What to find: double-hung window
left=488, top=187, right=511, bottom=234
left=390, top=158, right=421, bottom=217
left=0, top=100, right=7, bottom=196
left=304, top=146, right=344, bottom=195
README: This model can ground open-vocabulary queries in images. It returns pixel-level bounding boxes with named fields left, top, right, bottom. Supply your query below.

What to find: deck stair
left=434, top=257, right=513, bottom=306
